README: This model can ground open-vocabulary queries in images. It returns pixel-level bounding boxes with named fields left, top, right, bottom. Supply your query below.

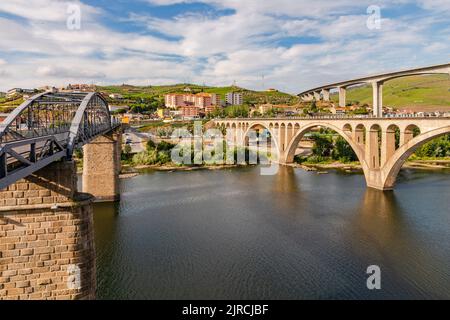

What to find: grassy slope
left=330, top=74, right=450, bottom=111
left=98, top=84, right=297, bottom=105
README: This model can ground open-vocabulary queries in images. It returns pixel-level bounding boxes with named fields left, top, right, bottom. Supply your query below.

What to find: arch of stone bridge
left=284, top=122, right=370, bottom=177
left=381, top=125, right=450, bottom=190
left=241, top=122, right=281, bottom=159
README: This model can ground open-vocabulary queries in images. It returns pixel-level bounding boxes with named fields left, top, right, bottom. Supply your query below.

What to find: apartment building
left=164, top=93, right=218, bottom=109
left=165, top=94, right=187, bottom=108
left=6, top=88, right=35, bottom=99
left=181, top=106, right=200, bottom=119
left=225, top=92, right=243, bottom=106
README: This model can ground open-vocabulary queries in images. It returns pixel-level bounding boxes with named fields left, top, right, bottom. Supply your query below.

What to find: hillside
left=98, top=84, right=298, bottom=106
left=0, top=96, right=24, bottom=113
left=331, top=74, right=450, bottom=111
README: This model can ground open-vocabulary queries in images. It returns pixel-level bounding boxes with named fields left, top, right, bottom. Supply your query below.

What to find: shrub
left=132, top=149, right=158, bottom=165
left=157, top=151, right=171, bottom=164
left=157, top=141, right=175, bottom=152
left=146, top=139, right=156, bottom=150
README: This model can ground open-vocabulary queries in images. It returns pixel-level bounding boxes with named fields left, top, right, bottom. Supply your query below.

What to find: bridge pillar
left=400, top=128, right=415, bottom=147
left=372, top=81, right=383, bottom=117
left=322, top=89, right=330, bottom=102
left=354, top=126, right=365, bottom=144
left=0, top=161, right=96, bottom=300
left=313, top=91, right=321, bottom=101
left=381, top=128, right=396, bottom=167
left=286, top=124, right=294, bottom=147
left=338, top=87, right=346, bottom=107
left=82, top=130, right=122, bottom=202
left=366, top=128, right=380, bottom=169
left=278, top=124, right=286, bottom=153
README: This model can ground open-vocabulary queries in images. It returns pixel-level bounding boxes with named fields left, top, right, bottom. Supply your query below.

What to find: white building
left=226, top=92, right=243, bottom=106
left=6, top=88, right=35, bottom=99
left=109, top=93, right=124, bottom=99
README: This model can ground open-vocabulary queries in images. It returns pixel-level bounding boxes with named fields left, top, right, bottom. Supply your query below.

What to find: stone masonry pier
left=82, top=131, right=122, bottom=202
left=0, top=161, right=96, bottom=300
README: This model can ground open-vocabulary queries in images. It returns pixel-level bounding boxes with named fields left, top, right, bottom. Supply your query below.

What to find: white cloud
left=0, top=0, right=100, bottom=22
left=0, top=0, right=448, bottom=93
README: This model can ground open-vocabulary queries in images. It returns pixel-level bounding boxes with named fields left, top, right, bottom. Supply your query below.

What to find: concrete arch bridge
left=215, top=116, right=450, bottom=191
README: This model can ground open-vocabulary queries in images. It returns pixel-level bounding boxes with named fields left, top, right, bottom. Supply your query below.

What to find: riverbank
left=122, top=163, right=251, bottom=174
left=117, top=159, right=450, bottom=178
left=288, top=159, right=450, bottom=173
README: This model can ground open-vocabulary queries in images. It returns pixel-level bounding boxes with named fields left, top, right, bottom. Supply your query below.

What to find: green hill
left=331, top=74, right=450, bottom=111
left=98, top=84, right=298, bottom=106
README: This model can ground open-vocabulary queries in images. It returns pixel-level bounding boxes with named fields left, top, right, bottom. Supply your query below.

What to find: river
left=93, top=166, right=450, bottom=299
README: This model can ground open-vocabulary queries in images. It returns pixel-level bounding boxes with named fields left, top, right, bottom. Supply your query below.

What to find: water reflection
left=93, top=166, right=450, bottom=299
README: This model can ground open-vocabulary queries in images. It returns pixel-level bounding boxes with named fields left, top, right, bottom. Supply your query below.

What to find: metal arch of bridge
left=0, top=91, right=120, bottom=190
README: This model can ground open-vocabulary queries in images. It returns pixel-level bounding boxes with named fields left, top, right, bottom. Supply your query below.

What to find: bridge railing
left=214, top=113, right=450, bottom=121
left=0, top=92, right=122, bottom=190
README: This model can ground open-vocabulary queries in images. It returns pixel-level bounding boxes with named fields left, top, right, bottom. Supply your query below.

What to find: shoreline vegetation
left=117, top=129, right=450, bottom=177
left=116, top=139, right=266, bottom=178
left=75, top=128, right=450, bottom=177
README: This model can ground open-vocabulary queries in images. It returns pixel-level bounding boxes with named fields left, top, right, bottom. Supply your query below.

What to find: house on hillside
left=109, top=93, right=124, bottom=99
left=0, top=113, right=11, bottom=123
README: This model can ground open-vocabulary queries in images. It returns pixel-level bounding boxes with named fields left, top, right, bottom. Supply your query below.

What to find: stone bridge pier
left=82, top=130, right=122, bottom=202
left=0, top=161, right=96, bottom=300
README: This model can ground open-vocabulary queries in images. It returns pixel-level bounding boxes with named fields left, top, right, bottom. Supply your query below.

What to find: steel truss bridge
left=0, top=92, right=120, bottom=190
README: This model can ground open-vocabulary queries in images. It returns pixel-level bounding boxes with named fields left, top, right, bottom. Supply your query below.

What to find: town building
left=109, top=105, right=130, bottom=113
left=225, top=92, right=243, bottom=106
left=109, top=93, right=124, bottom=99
left=181, top=106, right=200, bottom=119
left=0, top=113, right=10, bottom=123
left=38, top=86, right=58, bottom=93
left=205, top=105, right=219, bottom=115
left=66, top=84, right=96, bottom=91
left=165, top=94, right=187, bottom=108
left=259, top=104, right=273, bottom=115
left=164, top=93, right=218, bottom=109
left=6, top=88, right=35, bottom=99
left=157, top=108, right=170, bottom=119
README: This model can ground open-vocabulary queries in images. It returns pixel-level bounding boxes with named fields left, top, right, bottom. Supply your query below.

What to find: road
left=124, top=128, right=148, bottom=154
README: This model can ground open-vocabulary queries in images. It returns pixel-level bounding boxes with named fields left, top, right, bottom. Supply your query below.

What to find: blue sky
left=0, top=0, right=449, bottom=93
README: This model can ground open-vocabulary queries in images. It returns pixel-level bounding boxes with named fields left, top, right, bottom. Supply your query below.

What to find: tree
left=310, top=100, right=318, bottom=113
left=123, top=144, right=132, bottom=156
left=157, top=141, right=175, bottom=152
left=146, top=139, right=156, bottom=150
left=332, top=136, right=357, bottom=162
left=311, top=133, right=333, bottom=157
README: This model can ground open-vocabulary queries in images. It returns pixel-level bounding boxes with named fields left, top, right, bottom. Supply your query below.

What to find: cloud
left=0, top=0, right=100, bottom=22
left=0, top=0, right=449, bottom=93
left=36, top=65, right=106, bottom=78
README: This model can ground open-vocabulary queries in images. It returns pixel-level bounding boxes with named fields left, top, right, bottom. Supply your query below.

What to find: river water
left=93, top=166, right=450, bottom=299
